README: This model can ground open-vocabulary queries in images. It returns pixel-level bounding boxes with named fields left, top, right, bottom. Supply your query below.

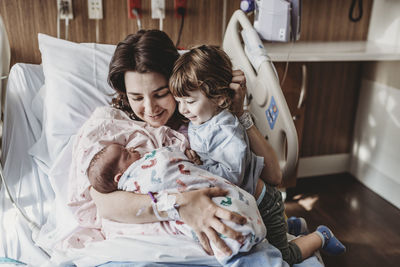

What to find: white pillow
left=29, top=34, right=116, bottom=171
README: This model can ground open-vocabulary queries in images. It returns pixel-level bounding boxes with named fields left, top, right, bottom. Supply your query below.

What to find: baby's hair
left=87, top=146, right=120, bottom=194
left=169, top=45, right=234, bottom=110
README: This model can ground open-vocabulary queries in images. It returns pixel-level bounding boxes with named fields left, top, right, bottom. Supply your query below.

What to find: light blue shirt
left=188, top=110, right=264, bottom=195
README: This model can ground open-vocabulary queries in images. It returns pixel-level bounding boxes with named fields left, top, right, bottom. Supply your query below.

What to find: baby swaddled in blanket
left=85, top=119, right=266, bottom=265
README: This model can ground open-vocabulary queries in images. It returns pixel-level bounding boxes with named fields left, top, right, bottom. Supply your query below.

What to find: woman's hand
left=175, top=187, right=247, bottom=256
left=230, top=69, right=247, bottom=117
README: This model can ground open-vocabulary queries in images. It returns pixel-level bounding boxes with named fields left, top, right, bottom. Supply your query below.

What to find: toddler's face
left=175, top=90, right=221, bottom=125
left=102, top=144, right=141, bottom=173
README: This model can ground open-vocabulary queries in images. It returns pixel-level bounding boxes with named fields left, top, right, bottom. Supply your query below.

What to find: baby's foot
left=316, top=225, right=346, bottom=255
left=287, top=216, right=309, bottom=236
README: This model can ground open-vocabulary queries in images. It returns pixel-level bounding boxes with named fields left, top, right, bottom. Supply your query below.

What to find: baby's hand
left=185, top=149, right=202, bottom=165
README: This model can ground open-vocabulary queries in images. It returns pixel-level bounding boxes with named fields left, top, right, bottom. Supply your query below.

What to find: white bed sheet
left=0, top=63, right=53, bottom=265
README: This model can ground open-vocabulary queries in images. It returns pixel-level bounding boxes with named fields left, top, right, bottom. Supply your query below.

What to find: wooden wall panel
left=295, top=0, right=373, bottom=156
left=0, top=0, right=241, bottom=66
left=300, top=62, right=361, bottom=156
left=300, top=0, right=373, bottom=41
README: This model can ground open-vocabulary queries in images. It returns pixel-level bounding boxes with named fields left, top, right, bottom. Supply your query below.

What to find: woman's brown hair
left=169, top=45, right=234, bottom=110
left=108, top=30, right=180, bottom=119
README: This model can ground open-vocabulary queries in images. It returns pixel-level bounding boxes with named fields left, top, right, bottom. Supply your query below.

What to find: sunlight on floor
left=350, top=197, right=359, bottom=210
left=292, top=194, right=319, bottom=211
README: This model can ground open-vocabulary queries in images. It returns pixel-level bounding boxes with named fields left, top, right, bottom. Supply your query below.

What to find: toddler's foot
left=287, top=216, right=309, bottom=236
left=316, top=225, right=346, bottom=255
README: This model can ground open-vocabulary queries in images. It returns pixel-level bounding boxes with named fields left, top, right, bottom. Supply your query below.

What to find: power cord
left=57, top=0, right=71, bottom=39
left=0, top=164, right=51, bottom=257
left=349, top=0, right=363, bottom=22
left=132, top=8, right=142, bottom=30
left=0, top=164, right=40, bottom=231
left=158, top=8, right=164, bottom=31
left=175, top=7, right=186, bottom=48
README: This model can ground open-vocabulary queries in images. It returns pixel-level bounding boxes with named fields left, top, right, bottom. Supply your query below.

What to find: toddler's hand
left=185, top=149, right=202, bottom=165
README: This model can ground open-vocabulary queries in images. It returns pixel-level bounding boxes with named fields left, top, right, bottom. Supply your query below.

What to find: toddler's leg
left=258, top=186, right=302, bottom=266
left=290, top=225, right=346, bottom=260
left=316, top=225, right=346, bottom=255
left=287, top=216, right=309, bottom=236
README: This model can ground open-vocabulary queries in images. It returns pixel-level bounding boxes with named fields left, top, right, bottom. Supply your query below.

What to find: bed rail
left=223, top=10, right=299, bottom=182
left=0, top=14, right=11, bottom=156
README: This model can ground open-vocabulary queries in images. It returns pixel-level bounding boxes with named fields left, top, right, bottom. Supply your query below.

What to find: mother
left=90, top=29, right=282, bottom=256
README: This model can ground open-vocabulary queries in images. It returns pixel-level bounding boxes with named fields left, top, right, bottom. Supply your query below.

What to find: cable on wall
left=65, top=17, right=69, bottom=40
left=57, top=11, right=61, bottom=38
left=96, top=19, right=100, bottom=43
left=175, top=7, right=186, bottom=48
left=158, top=8, right=164, bottom=31
left=132, top=8, right=142, bottom=30
left=222, top=0, right=227, bottom=40
left=349, top=0, right=363, bottom=22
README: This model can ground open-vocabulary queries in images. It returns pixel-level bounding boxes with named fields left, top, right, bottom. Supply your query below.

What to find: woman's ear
left=114, top=173, right=123, bottom=183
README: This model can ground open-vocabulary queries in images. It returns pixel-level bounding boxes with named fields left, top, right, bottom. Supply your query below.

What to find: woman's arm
left=90, top=187, right=157, bottom=223
left=246, top=125, right=282, bottom=185
left=230, top=70, right=282, bottom=186
left=90, top=186, right=246, bottom=255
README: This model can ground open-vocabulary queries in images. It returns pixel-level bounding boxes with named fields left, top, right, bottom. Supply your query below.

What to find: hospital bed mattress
left=1, top=63, right=53, bottom=265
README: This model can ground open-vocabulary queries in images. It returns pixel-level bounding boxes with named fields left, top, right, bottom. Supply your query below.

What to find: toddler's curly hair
left=169, top=45, right=234, bottom=110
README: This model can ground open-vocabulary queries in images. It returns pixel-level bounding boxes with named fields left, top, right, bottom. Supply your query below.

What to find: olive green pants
left=257, top=185, right=303, bottom=266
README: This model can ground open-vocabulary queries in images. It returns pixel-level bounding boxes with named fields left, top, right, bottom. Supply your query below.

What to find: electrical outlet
left=57, top=0, right=74, bottom=20
left=88, top=0, right=103, bottom=19
left=151, top=0, right=165, bottom=19
left=174, top=0, right=186, bottom=18
left=127, top=0, right=141, bottom=19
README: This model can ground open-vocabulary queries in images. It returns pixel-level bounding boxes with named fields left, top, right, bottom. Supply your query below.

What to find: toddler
left=169, top=45, right=346, bottom=266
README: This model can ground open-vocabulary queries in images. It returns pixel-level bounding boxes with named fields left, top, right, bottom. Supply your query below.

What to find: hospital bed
left=0, top=10, right=321, bottom=267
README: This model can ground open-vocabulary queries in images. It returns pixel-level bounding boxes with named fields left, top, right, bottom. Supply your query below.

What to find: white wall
left=351, top=0, right=400, bottom=209
left=368, top=0, right=400, bottom=45
left=351, top=78, right=400, bottom=208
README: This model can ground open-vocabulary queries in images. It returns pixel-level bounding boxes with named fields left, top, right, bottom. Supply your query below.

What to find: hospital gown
left=188, top=110, right=264, bottom=196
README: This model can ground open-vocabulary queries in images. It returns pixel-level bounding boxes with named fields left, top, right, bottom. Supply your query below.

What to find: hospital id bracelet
left=239, top=111, right=254, bottom=130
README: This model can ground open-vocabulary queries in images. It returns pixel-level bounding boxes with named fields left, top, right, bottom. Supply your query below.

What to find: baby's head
left=87, top=144, right=141, bottom=193
left=169, top=45, right=234, bottom=125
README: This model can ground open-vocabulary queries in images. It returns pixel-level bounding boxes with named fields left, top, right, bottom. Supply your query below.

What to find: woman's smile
left=125, top=71, right=176, bottom=127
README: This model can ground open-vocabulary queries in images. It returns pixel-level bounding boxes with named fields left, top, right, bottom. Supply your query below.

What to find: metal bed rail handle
left=223, top=10, right=299, bottom=181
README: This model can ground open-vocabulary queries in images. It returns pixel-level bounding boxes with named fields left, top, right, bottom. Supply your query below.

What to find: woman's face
left=124, top=71, right=176, bottom=127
